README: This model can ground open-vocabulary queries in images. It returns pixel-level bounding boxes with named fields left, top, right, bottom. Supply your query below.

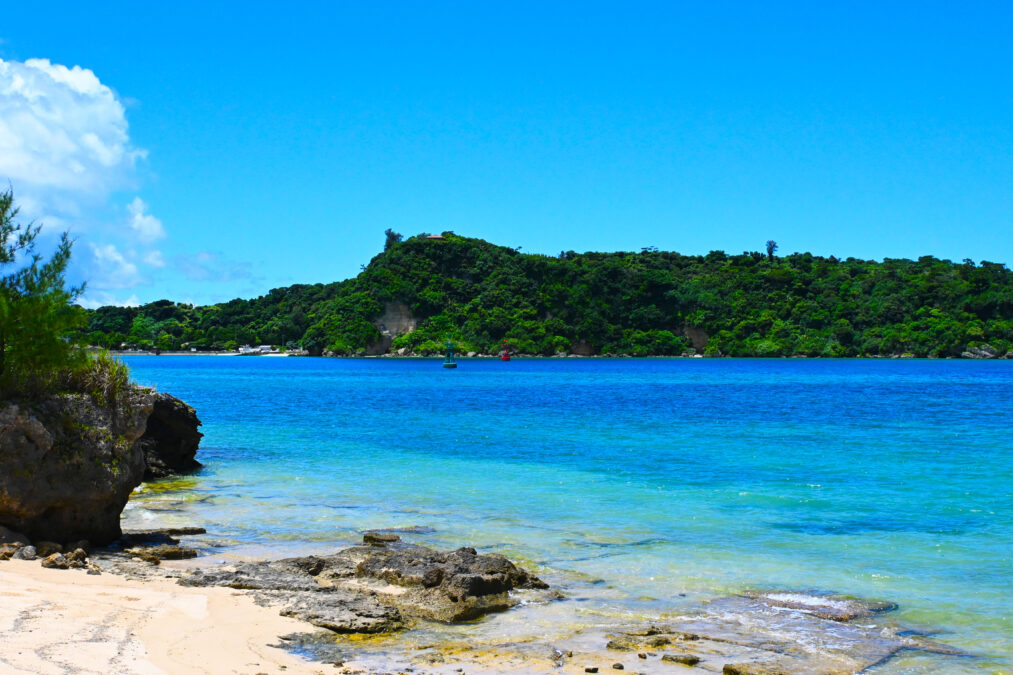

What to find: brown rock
left=40, top=553, right=70, bottom=569
left=362, top=531, right=401, bottom=546
left=164, top=527, right=205, bottom=536
left=662, top=654, right=701, bottom=666
left=722, top=664, right=790, bottom=675
left=67, top=548, right=88, bottom=562
left=125, top=544, right=197, bottom=561
left=34, top=541, right=63, bottom=557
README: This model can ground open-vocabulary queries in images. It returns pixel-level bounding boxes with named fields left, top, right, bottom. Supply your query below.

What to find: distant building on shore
left=238, top=345, right=278, bottom=355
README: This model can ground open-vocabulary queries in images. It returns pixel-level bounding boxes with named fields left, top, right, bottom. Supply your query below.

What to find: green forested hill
left=83, top=232, right=1013, bottom=357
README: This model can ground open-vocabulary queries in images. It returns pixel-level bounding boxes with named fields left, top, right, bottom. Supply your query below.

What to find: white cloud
left=0, top=57, right=173, bottom=303
left=0, top=58, right=143, bottom=195
left=126, top=196, right=165, bottom=241
left=176, top=250, right=255, bottom=283
left=88, top=242, right=141, bottom=289
left=77, top=292, right=140, bottom=310
left=143, top=250, right=166, bottom=267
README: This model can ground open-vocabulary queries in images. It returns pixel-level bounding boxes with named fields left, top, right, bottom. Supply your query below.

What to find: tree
left=0, top=188, right=86, bottom=397
left=766, top=240, right=778, bottom=261
left=384, top=228, right=403, bottom=251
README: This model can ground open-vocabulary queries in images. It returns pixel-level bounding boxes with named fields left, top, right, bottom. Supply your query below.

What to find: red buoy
left=501, top=339, right=511, bottom=361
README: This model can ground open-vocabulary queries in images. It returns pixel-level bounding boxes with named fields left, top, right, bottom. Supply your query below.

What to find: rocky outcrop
left=362, top=302, right=419, bottom=356
left=0, top=387, right=201, bottom=545
left=180, top=535, right=549, bottom=632
left=961, top=343, right=1005, bottom=359
left=0, top=388, right=155, bottom=545
left=683, top=326, right=709, bottom=352
left=134, top=393, right=203, bottom=479
left=373, top=302, right=417, bottom=339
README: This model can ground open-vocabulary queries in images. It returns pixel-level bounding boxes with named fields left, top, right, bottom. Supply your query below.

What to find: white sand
left=0, top=560, right=327, bottom=675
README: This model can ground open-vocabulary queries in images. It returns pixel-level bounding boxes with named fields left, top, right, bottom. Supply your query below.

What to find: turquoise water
left=122, top=356, right=1012, bottom=672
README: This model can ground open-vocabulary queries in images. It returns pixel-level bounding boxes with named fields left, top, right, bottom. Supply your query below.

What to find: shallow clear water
left=121, top=356, right=1012, bottom=672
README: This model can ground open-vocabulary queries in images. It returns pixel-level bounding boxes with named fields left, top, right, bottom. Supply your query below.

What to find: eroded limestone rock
left=135, top=393, right=203, bottom=479
left=179, top=538, right=549, bottom=633
left=0, top=387, right=154, bottom=545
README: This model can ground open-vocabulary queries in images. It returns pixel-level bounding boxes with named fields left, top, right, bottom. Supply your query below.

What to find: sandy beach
left=0, top=560, right=322, bottom=675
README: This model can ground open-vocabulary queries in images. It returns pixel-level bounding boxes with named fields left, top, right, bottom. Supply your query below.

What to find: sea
left=119, top=356, right=1012, bottom=673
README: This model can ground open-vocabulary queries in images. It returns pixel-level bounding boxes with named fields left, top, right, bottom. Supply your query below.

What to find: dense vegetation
left=0, top=189, right=128, bottom=400
left=82, top=232, right=1013, bottom=358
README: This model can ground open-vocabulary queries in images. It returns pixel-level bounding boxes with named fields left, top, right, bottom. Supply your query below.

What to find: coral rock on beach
left=40, top=553, right=72, bottom=569
left=12, top=545, right=37, bottom=560
left=180, top=537, right=549, bottom=633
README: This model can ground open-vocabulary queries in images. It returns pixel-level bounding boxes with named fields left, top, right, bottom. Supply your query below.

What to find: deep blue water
left=121, top=356, right=1012, bottom=672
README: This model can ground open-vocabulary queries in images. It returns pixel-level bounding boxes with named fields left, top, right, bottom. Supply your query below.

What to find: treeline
left=82, top=232, right=1013, bottom=358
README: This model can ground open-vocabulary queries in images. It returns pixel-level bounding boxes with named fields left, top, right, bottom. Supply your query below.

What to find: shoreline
left=1, top=530, right=972, bottom=675
left=108, top=350, right=1009, bottom=360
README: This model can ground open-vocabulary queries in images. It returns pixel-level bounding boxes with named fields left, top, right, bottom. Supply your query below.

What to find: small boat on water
left=443, top=340, right=458, bottom=369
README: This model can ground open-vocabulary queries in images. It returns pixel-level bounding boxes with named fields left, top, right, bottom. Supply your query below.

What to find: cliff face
left=0, top=388, right=203, bottom=546
left=0, top=387, right=154, bottom=545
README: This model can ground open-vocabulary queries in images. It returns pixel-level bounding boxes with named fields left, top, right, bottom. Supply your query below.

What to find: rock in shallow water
left=124, top=544, right=198, bottom=560
left=179, top=540, right=549, bottom=632
left=135, top=393, right=203, bottom=480
left=722, top=663, right=792, bottom=675
left=744, top=589, right=897, bottom=621
left=601, top=590, right=963, bottom=675
left=362, top=531, right=400, bottom=546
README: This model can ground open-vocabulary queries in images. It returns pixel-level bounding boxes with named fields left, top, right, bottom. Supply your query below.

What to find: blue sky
left=1, top=2, right=1010, bottom=306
